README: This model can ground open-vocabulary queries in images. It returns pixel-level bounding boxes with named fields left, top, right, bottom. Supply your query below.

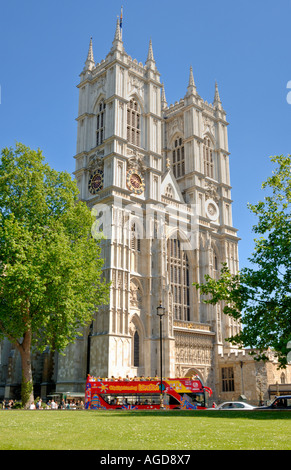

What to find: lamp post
left=157, top=301, right=165, bottom=408
left=86, top=322, right=93, bottom=376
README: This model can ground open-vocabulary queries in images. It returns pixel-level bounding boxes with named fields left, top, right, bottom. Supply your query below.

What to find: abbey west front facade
left=1, top=20, right=290, bottom=404
left=69, top=19, right=241, bottom=394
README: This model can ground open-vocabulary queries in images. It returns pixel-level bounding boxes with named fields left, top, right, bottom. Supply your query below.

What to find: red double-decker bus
left=85, top=375, right=212, bottom=410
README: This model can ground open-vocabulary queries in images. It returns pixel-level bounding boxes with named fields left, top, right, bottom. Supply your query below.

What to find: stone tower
left=56, top=17, right=241, bottom=396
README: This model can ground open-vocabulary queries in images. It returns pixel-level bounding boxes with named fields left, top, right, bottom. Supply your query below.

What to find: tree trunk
left=17, top=330, right=34, bottom=409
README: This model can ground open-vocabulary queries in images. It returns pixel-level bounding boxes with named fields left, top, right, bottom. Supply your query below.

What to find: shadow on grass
left=85, top=409, right=291, bottom=420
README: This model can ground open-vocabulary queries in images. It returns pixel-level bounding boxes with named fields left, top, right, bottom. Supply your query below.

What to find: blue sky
left=1, top=0, right=291, bottom=269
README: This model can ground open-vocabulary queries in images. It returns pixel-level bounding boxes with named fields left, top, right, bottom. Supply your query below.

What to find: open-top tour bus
left=85, top=375, right=212, bottom=410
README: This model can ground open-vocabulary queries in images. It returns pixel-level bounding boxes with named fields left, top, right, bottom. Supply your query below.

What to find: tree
left=194, top=155, right=291, bottom=368
left=0, top=143, right=109, bottom=407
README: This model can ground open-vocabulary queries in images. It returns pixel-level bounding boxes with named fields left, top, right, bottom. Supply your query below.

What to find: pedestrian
left=37, top=398, right=42, bottom=409
left=50, top=399, right=57, bottom=409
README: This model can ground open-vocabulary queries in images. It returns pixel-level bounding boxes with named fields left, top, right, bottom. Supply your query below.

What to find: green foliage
left=194, top=155, right=291, bottom=368
left=0, top=143, right=110, bottom=403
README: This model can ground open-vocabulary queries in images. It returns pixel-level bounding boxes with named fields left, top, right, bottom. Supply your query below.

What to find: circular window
left=205, top=199, right=219, bottom=221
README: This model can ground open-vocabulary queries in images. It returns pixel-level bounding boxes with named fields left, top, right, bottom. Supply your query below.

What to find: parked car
left=209, top=401, right=255, bottom=410
left=256, top=395, right=291, bottom=410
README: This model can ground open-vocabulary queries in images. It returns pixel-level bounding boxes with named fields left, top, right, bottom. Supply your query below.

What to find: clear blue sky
left=1, top=0, right=291, bottom=269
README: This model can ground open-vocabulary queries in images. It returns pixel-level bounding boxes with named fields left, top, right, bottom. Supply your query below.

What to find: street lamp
left=157, top=301, right=165, bottom=408
left=86, top=322, right=93, bottom=376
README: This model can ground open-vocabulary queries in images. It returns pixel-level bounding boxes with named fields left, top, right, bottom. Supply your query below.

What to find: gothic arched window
left=96, top=100, right=106, bottom=146
left=130, top=223, right=141, bottom=272
left=133, top=331, right=140, bottom=367
left=214, top=254, right=218, bottom=271
left=203, top=137, right=214, bottom=178
left=280, top=372, right=286, bottom=384
left=172, top=137, right=185, bottom=178
left=131, top=223, right=141, bottom=252
left=127, top=99, right=141, bottom=147
left=167, top=238, right=190, bottom=321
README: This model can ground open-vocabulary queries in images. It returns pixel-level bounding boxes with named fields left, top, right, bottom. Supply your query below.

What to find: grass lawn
left=0, top=409, right=290, bottom=450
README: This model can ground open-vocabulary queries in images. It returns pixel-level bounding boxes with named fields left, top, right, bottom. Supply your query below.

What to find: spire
left=161, top=83, right=167, bottom=110
left=114, top=17, right=121, bottom=41
left=111, top=16, right=123, bottom=52
left=213, top=81, right=222, bottom=109
left=84, top=37, right=95, bottom=71
left=187, top=66, right=197, bottom=95
left=146, top=39, right=156, bottom=69
left=147, top=39, right=155, bottom=61
left=114, top=16, right=122, bottom=42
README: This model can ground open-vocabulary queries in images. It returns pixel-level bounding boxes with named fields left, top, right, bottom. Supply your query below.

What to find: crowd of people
left=91, top=375, right=159, bottom=382
left=90, top=374, right=199, bottom=382
left=1, top=398, right=84, bottom=410
left=29, top=398, right=85, bottom=410
left=1, top=399, right=16, bottom=409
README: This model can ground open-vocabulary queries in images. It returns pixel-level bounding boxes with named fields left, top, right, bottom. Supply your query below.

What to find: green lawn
left=0, top=409, right=290, bottom=450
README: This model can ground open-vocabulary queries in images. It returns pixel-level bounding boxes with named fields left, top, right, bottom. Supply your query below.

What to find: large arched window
left=203, top=137, right=214, bottom=178
left=127, top=99, right=141, bottom=147
left=172, top=137, right=185, bottom=178
left=133, top=331, right=140, bottom=367
left=96, top=100, right=106, bottom=146
left=129, top=316, right=143, bottom=370
left=167, top=238, right=190, bottom=321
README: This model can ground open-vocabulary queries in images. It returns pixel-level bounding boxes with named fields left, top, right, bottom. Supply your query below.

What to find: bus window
left=184, top=393, right=205, bottom=407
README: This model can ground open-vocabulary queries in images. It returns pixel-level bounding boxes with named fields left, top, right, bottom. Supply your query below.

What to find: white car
left=211, top=401, right=255, bottom=410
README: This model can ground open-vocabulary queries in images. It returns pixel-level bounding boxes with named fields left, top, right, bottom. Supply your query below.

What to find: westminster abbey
left=1, top=19, right=289, bottom=404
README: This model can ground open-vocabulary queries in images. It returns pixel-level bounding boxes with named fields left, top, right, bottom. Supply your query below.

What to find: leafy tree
left=194, top=155, right=291, bottom=368
left=0, top=143, right=109, bottom=407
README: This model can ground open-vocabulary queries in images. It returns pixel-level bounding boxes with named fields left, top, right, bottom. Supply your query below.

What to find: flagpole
left=120, top=6, right=123, bottom=39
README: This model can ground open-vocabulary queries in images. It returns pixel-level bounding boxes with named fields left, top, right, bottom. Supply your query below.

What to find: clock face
left=88, top=169, right=104, bottom=194
left=126, top=169, right=145, bottom=195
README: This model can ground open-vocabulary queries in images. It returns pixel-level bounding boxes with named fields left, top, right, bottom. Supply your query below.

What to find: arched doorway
left=184, top=368, right=204, bottom=383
